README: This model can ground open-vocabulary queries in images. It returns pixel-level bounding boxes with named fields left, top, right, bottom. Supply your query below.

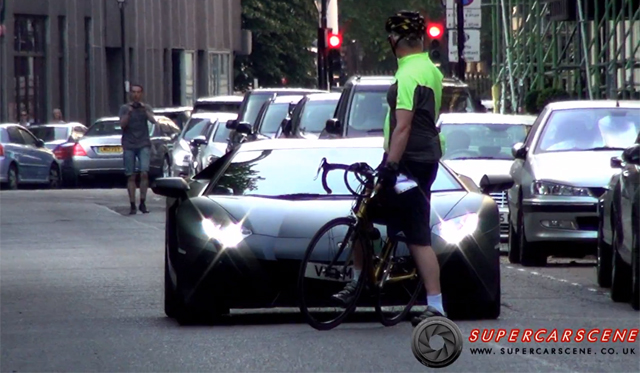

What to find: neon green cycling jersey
left=383, top=52, right=444, bottom=163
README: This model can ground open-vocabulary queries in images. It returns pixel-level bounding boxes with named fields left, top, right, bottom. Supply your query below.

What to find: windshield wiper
left=580, top=146, right=626, bottom=151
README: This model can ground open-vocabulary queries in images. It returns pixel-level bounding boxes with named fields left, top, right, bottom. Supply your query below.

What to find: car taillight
left=0, top=144, right=4, bottom=157
left=73, top=143, right=87, bottom=156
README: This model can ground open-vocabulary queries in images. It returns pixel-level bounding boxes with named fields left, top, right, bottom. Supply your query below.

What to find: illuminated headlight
left=532, top=181, right=591, bottom=197
left=201, top=219, right=252, bottom=249
left=432, top=213, right=479, bottom=244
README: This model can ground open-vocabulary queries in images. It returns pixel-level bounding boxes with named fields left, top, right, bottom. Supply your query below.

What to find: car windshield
left=441, top=86, right=474, bottom=113
left=440, top=123, right=529, bottom=160
left=85, top=121, right=122, bottom=137
left=299, top=100, right=338, bottom=133
left=213, top=122, right=232, bottom=142
left=535, top=108, right=640, bottom=153
left=243, top=94, right=272, bottom=125
left=193, top=102, right=240, bottom=114
left=260, top=103, right=291, bottom=134
left=29, top=126, right=69, bottom=142
left=346, top=89, right=389, bottom=135
left=181, top=118, right=212, bottom=141
left=208, top=147, right=463, bottom=197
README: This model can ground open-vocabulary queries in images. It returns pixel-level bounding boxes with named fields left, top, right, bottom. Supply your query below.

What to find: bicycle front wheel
left=297, top=216, right=369, bottom=330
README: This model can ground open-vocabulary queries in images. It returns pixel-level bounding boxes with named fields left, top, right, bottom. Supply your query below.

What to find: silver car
left=508, top=100, right=640, bottom=266
left=28, top=123, right=87, bottom=151
left=0, top=123, right=61, bottom=189
left=437, top=113, right=536, bottom=241
left=170, top=112, right=238, bottom=178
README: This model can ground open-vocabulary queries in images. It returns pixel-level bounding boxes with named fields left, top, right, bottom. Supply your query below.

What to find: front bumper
left=522, top=198, right=598, bottom=244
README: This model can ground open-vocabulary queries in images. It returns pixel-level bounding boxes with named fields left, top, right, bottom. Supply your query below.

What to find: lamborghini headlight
left=532, top=180, right=591, bottom=197
left=432, top=213, right=479, bottom=244
left=201, top=219, right=252, bottom=249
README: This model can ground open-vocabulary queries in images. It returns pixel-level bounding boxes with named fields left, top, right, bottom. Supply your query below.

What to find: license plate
left=98, top=146, right=122, bottom=154
left=304, top=262, right=353, bottom=282
left=500, top=211, right=508, bottom=224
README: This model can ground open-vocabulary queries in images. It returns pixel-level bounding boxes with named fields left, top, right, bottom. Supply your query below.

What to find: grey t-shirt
left=119, top=103, right=154, bottom=150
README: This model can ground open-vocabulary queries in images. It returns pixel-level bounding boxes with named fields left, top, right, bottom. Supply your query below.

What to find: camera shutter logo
left=411, top=316, right=463, bottom=368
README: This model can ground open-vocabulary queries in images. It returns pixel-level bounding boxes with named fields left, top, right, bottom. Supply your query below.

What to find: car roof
left=95, top=117, right=120, bottom=123
left=306, top=92, right=342, bottom=101
left=237, top=137, right=385, bottom=152
left=438, top=113, right=537, bottom=125
left=189, top=112, right=238, bottom=120
left=249, top=88, right=327, bottom=94
left=195, top=95, right=244, bottom=103
left=153, top=106, right=193, bottom=112
left=272, top=95, right=304, bottom=104
left=0, top=123, right=20, bottom=128
left=348, top=75, right=469, bottom=88
left=30, top=122, right=87, bottom=127
left=546, top=100, right=640, bottom=110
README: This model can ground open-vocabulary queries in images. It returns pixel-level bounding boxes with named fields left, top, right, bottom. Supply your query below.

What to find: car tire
left=518, top=204, right=547, bottom=266
left=630, top=215, right=639, bottom=311
left=164, top=248, right=181, bottom=319
left=596, top=209, right=612, bottom=287
left=507, top=213, right=521, bottom=264
left=48, top=164, right=61, bottom=189
left=610, top=227, right=631, bottom=302
left=478, top=252, right=501, bottom=319
left=5, top=164, right=18, bottom=190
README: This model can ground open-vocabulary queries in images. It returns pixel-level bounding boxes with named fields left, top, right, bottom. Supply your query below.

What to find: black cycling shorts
left=368, top=157, right=439, bottom=246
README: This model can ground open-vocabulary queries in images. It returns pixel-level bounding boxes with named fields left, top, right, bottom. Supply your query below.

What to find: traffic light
left=326, top=33, right=342, bottom=84
left=426, top=23, right=444, bottom=63
left=327, top=33, right=342, bottom=49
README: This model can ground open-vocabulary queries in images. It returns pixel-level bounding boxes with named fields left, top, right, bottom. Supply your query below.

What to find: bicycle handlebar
left=316, top=158, right=376, bottom=195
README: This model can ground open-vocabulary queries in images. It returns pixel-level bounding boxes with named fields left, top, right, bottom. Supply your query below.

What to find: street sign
left=448, top=29, right=481, bottom=62
left=446, top=8, right=482, bottom=28
left=445, top=0, right=481, bottom=9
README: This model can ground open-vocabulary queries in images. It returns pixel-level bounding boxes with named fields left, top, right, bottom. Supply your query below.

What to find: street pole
left=118, top=0, right=127, bottom=103
left=0, top=0, right=5, bottom=121
left=456, top=0, right=466, bottom=81
left=317, top=0, right=328, bottom=90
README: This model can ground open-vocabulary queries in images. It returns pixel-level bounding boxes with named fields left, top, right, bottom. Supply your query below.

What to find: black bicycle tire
left=297, top=216, right=369, bottom=331
left=374, top=239, right=424, bottom=327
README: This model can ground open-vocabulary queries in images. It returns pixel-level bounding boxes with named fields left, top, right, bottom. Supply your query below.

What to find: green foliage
left=536, top=88, right=571, bottom=112
left=524, top=90, right=541, bottom=114
left=338, top=0, right=442, bottom=71
left=234, top=0, right=317, bottom=91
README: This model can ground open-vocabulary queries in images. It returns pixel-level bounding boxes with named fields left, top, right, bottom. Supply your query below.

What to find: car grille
left=490, top=191, right=508, bottom=208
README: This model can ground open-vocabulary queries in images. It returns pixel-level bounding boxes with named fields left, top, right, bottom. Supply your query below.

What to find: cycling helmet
left=385, top=11, right=425, bottom=38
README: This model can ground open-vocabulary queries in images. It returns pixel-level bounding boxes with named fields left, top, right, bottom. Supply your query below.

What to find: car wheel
left=630, top=219, right=639, bottom=311
left=478, top=252, right=501, bottom=319
left=518, top=204, right=547, bottom=266
left=6, top=164, right=18, bottom=190
left=610, top=227, right=631, bottom=302
left=162, top=157, right=171, bottom=178
left=48, top=164, right=61, bottom=189
left=597, top=210, right=612, bottom=287
left=507, top=213, right=521, bottom=264
left=164, top=246, right=182, bottom=319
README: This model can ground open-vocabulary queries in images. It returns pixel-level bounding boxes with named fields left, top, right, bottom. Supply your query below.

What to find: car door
left=3, top=126, right=33, bottom=180
left=17, top=127, right=51, bottom=181
left=619, top=143, right=640, bottom=262
left=148, top=122, right=166, bottom=174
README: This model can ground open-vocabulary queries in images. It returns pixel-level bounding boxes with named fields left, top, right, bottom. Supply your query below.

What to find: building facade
left=0, top=0, right=243, bottom=125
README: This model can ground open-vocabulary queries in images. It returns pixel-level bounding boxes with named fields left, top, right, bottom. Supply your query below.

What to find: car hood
left=79, top=135, right=122, bottom=146
left=207, top=191, right=467, bottom=238
left=444, top=159, right=514, bottom=186
left=531, top=150, right=623, bottom=187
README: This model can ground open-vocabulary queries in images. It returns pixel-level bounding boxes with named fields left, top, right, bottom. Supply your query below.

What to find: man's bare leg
left=408, top=244, right=441, bottom=295
left=138, top=172, right=149, bottom=213
left=127, top=174, right=137, bottom=214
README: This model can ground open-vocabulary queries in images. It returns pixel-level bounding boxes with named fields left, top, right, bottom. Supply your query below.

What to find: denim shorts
left=123, top=147, right=151, bottom=176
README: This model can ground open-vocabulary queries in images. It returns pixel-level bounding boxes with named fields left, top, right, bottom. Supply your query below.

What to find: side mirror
left=190, top=135, right=207, bottom=147
left=511, top=142, right=526, bottom=159
left=236, top=121, right=252, bottom=135
left=152, top=177, right=191, bottom=199
left=325, top=118, right=342, bottom=135
left=226, top=119, right=238, bottom=130
left=36, top=139, right=45, bottom=148
left=479, top=174, right=514, bottom=194
left=281, top=118, right=292, bottom=136
left=621, top=144, right=640, bottom=165
left=610, top=156, right=623, bottom=169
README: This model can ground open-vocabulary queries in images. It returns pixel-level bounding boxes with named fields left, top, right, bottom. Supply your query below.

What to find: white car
left=437, top=113, right=536, bottom=242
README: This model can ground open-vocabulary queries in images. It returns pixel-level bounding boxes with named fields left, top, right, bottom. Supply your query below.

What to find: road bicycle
left=297, top=158, right=424, bottom=331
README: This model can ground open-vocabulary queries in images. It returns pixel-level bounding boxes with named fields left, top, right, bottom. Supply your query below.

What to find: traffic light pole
left=317, top=0, right=329, bottom=90
left=456, top=0, right=466, bottom=82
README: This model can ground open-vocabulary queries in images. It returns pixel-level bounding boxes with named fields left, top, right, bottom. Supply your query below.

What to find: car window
left=441, top=86, right=474, bottom=113
left=207, top=147, right=463, bottom=197
left=29, top=126, right=69, bottom=142
left=181, top=118, right=212, bottom=141
left=0, top=129, right=8, bottom=143
left=260, top=103, right=291, bottom=134
left=6, top=127, right=24, bottom=144
left=535, top=108, right=640, bottom=153
left=299, top=100, right=339, bottom=133
left=213, top=122, right=232, bottom=143
left=193, top=102, right=241, bottom=114
left=18, top=128, right=38, bottom=146
left=161, top=122, right=180, bottom=136
left=347, top=89, right=389, bottom=134
left=440, top=123, right=529, bottom=160
left=243, top=94, right=273, bottom=125
left=85, top=121, right=122, bottom=136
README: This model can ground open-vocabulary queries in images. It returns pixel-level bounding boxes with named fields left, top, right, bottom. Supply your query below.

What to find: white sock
left=353, top=269, right=361, bottom=281
left=427, top=293, right=445, bottom=315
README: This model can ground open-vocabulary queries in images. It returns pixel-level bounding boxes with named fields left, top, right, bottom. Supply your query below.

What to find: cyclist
left=331, top=10, right=446, bottom=326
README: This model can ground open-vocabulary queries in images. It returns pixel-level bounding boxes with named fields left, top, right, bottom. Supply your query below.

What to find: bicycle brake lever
left=314, top=158, right=327, bottom=181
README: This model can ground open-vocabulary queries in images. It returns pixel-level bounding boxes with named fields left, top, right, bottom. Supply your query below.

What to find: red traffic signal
left=427, top=24, right=443, bottom=39
left=328, top=33, right=342, bottom=48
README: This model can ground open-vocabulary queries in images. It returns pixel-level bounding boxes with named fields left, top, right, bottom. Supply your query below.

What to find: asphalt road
left=1, top=189, right=639, bottom=372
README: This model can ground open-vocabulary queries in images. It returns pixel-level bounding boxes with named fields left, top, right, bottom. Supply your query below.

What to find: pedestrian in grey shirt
left=119, top=83, right=158, bottom=215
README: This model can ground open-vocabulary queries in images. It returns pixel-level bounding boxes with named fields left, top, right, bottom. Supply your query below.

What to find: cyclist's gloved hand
left=378, top=162, right=399, bottom=189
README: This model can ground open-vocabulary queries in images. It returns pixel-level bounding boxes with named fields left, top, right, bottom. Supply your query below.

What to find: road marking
left=502, top=263, right=611, bottom=297
left=93, top=204, right=163, bottom=231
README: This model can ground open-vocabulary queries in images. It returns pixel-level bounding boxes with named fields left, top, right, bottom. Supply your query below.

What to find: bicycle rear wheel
left=297, top=216, right=370, bottom=330
left=374, top=239, right=423, bottom=326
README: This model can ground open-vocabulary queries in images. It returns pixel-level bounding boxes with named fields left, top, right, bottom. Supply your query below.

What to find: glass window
left=183, top=52, right=195, bottom=106
left=259, top=103, right=291, bottom=134
left=85, top=120, right=122, bottom=137
left=219, top=54, right=229, bottom=95
left=181, top=118, right=212, bottom=141
left=299, top=100, right=339, bottom=133
left=7, top=127, right=25, bottom=144
left=208, top=147, right=463, bottom=197
left=535, top=108, right=640, bottom=153
left=29, top=126, right=70, bottom=142
left=440, top=123, right=529, bottom=160
left=243, top=94, right=273, bottom=125
left=14, top=16, right=47, bottom=124
left=347, top=89, right=389, bottom=135
left=208, top=53, right=219, bottom=96
left=213, top=122, right=232, bottom=143
left=18, top=128, right=38, bottom=146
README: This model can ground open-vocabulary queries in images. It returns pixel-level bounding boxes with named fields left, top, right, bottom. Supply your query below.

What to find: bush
left=524, top=90, right=541, bottom=114
left=536, top=88, right=571, bottom=112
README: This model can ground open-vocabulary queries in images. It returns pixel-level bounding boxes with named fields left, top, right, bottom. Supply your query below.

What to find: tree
left=234, top=0, right=318, bottom=91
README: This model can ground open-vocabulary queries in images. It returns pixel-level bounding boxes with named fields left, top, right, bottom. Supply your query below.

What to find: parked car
left=0, top=124, right=61, bottom=189
left=169, top=112, right=238, bottom=179
left=596, top=132, right=640, bottom=310
left=252, top=95, right=304, bottom=138
left=507, top=100, right=640, bottom=266
left=279, top=92, right=341, bottom=139
left=437, top=113, right=536, bottom=241
left=192, top=96, right=243, bottom=114
left=153, top=107, right=193, bottom=130
left=29, top=123, right=87, bottom=151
